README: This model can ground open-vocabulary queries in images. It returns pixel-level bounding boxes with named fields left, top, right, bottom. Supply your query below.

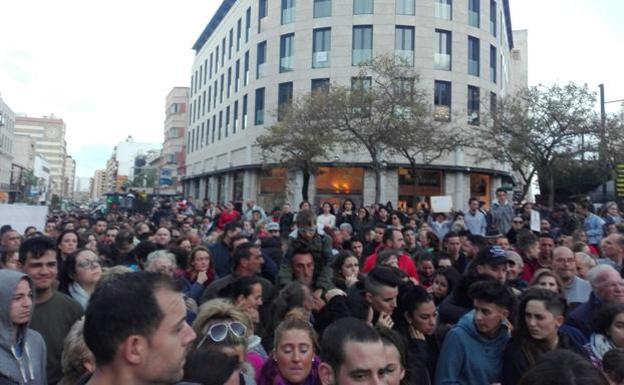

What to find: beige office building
left=158, top=87, right=189, bottom=195
left=184, top=0, right=527, bottom=209
left=0, top=96, right=15, bottom=202
left=64, top=155, right=76, bottom=199
left=90, top=169, right=107, bottom=200
left=14, top=116, right=68, bottom=198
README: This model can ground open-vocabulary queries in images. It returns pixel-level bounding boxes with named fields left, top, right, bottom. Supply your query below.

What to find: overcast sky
left=1, top=0, right=622, bottom=179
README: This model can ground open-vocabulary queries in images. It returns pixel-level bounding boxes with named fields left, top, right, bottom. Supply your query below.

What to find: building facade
left=157, top=87, right=189, bottom=196
left=64, top=155, right=76, bottom=200
left=104, top=136, right=161, bottom=193
left=184, top=0, right=525, bottom=210
left=14, top=115, right=68, bottom=198
left=90, top=169, right=107, bottom=200
left=0, top=96, right=15, bottom=203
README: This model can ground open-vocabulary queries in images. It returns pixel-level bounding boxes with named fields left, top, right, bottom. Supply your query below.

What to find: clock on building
left=45, top=126, right=60, bottom=139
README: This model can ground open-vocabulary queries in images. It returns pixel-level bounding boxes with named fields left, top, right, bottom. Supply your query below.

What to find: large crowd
left=1, top=189, right=624, bottom=385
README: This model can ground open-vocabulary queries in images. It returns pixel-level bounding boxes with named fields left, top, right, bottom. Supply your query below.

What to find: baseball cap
left=474, top=245, right=508, bottom=266
left=266, top=222, right=280, bottom=231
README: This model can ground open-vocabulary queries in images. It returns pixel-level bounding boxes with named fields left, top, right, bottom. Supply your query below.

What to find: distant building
left=155, top=87, right=189, bottom=196
left=104, top=136, right=160, bottom=193
left=14, top=115, right=69, bottom=198
left=33, top=155, right=50, bottom=204
left=64, top=156, right=76, bottom=200
left=90, top=169, right=107, bottom=200
left=0, top=96, right=15, bottom=203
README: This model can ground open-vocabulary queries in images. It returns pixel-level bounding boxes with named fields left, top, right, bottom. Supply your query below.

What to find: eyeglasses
left=197, top=321, right=247, bottom=349
left=513, top=220, right=524, bottom=224
left=76, top=259, right=101, bottom=270
left=298, top=227, right=316, bottom=234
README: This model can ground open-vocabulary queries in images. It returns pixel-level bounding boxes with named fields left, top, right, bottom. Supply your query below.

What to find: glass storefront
left=315, top=167, right=364, bottom=208
left=397, top=168, right=444, bottom=209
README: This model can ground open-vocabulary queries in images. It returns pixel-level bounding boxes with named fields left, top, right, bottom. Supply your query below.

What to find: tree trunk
left=411, top=165, right=420, bottom=209
left=302, top=169, right=310, bottom=202
left=374, top=166, right=382, bottom=204
left=548, top=173, right=555, bottom=209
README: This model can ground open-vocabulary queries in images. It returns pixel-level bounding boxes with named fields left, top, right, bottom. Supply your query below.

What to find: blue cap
left=475, top=245, right=508, bottom=266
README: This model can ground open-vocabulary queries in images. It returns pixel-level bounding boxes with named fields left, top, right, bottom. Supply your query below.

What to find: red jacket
left=217, top=210, right=241, bottom=229
left=362, top=247, right=419, bottom=280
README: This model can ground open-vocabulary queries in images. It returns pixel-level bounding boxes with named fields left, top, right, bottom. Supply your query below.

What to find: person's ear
left=365, top=292, right=373, bottom=304
left=121, top=335, right=147, bottom=365
left=501, top=308, right=510, bottom=320
left=476, top=265, right=485, bottom=275
left=554, top=314, right=564, bottom=329
left=318, top=362, right=335, bottom=385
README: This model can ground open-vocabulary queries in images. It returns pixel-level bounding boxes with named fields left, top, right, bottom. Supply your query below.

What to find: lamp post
left=598, top=83, right=624, bottom=202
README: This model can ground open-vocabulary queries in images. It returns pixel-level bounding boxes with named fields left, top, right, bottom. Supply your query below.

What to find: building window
left=218, top=111, right=223, bottom=140
left=245, top=7, right=251, bottom=42
left=242, top=95, right=248, bottom=129
left=354, top=0, right=373, bottom=14
left=225, top=106, right=231, bottom=137
left=255, top=88, right=265, bottom=125
left=434, top=29, right=451, bottom=70
left=257, top=41, right=267, bottom=79
left=228, top=29, right=233, bottom=59
left=205, top=121, right=210, bottom=145
left=280, top=33, right=295, bottom=73
left=395, top=26, right=414, bottom=65
left=490, top=92, right=497, bottom=115
left=490, top=0, right=497, bottom=36
left=227, top=67, right=232, bottom=98
left=351, top=77, right=372, bottom=116
left=435, top=0, right=452, bottom=20
left=236, top=19, right=242, bottom=51
left=202, top=91, right=206, bottom=115
left=235, top=60, right=240, bottom=93
left=244, top=51, right=249, bottom=86
left=467, top=85, right=480, bottom=125
left=352, top=25, right=373, bottom=66
left=200, top=122, right=205, bottom=147
left=314, top=0, right=331, bottom=18
left=434, top=80, right=451, bottom=121
left=209, top=53, right=213, bottom=79
left=233, top=101, right=239, bottom=133
left=490, top=45, right=497, bottom=83
left=212, top=115, right=216, bottom=143
left=221, top=38, right=226, bottom=66
left=281, top=0, right=295, bottom=25
left=396, top=0, right=414, bottom=15
left=278, top=82, right=294, bottom=121
left=220, top=74, right=225, bottom=103
left=259, top=0, right=268, bottom=19
left=213, top=80, right=217, bottom=108
left=313, top=28, right=331, bottom=69
left=215, top=47, right=219, bottom=72
left=311, top=78, right=330, bottom=93
left=207, top=86, right=212, bottom=112
left=469, top=0, right=480, bottom=27
left=468, top=36, right=480, bottom=76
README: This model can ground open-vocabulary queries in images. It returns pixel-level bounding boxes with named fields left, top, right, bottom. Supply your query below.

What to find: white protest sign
left=530, top=209, right=541, bottom=232
left=0, top=204, right=48, bottom=234
left=430, top=195, right=453, bottom=213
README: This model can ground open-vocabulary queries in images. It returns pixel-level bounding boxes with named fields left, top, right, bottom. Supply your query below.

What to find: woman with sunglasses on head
left=58, top=248, right=103, bottom=310
left=258, top=309, right=321, bottom=385
left=193, top=299, right=266, bottom=384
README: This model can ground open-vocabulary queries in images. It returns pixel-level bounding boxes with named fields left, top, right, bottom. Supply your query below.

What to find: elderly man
left=598, top=233, right=624, bottom=272
left=566, top=264, right=624, bottom=340
left=551, top=246, right=591, bottom=305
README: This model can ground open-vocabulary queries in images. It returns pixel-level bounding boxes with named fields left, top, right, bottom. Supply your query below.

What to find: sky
left=1, top=0, right=623, bottom=179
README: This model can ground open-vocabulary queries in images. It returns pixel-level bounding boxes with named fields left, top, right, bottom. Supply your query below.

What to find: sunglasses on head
left=196, top=321, right=247, bottom=349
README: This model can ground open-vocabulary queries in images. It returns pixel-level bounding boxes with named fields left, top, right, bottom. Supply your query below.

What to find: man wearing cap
left=471, top=245, right=509, bottom=284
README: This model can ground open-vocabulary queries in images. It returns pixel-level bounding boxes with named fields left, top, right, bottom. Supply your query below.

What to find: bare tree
left=256, top=92, right=335, bottom=202
left=318, top=54, right=428, bottom=203
left=478, top=83, right=598, bottom=207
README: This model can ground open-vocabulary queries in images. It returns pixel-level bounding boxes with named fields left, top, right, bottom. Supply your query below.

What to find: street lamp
left=598, top=84, right=624, bottom=202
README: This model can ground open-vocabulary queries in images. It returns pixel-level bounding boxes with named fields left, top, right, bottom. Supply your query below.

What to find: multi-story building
left=63, top=155, right=76, bottom=200
left=14, top=115, right=68, bottom=198
left=184, top=0, right=525, bottom=209
left=157, top=87, right=189, bottom=195
left=0, top=96, right=15, bottom=203
left=33, top=155, right=50, bottom=204
left=104, top=136, right=160, bottom=193
left=90, top=169, right=107, bottom=200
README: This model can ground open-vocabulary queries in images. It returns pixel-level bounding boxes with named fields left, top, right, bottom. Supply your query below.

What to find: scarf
left=69, top=282, right=90, bottom=310
left=588, top=333, right=616, bottom=360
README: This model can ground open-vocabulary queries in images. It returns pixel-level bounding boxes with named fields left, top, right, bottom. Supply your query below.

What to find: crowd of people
left=1, top=190, right=624, bottom=385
